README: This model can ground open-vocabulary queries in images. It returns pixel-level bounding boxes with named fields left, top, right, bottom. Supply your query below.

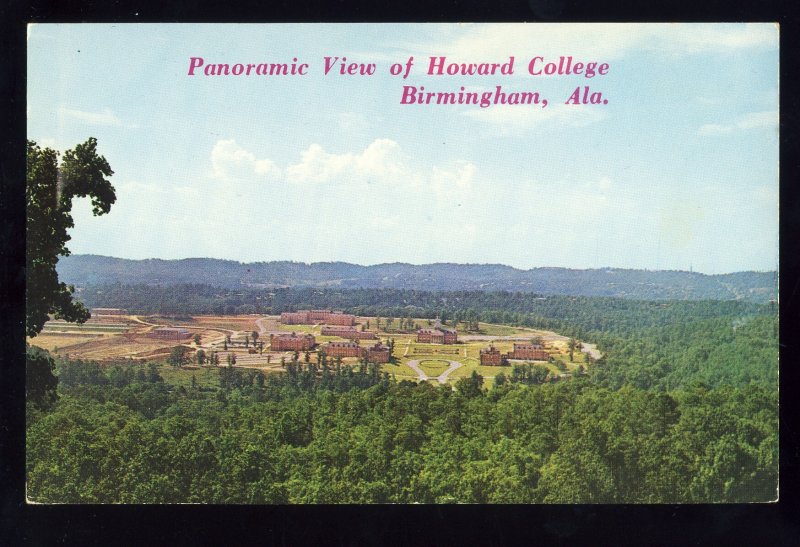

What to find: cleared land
left=29, top=315, right=597, bottom=385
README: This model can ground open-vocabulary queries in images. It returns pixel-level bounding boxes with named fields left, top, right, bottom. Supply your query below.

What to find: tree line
left=78, top=283, right=770, bottom=338
left=26, top=291, right=778, bottom=503
left=27, top=359, right=777, bottom=504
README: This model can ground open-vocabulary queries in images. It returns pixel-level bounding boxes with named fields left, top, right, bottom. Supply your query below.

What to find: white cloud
left=337, top=112, right=370, bottom=132
left=698, top=124, right=733, bottom=136
left=736, top=110, right=779, bottom=130
left=463, top=103, right=607, bottom=132
left=584, top=176, right=613, bottom=192
left=401, top=23, right=777, bottom=67
left=407, top=24, right=645, bottom=63
left=698, top=110, right=778, bottom=136
left=656, top=23, right=778, bottom=54
left=210, top=139, right=280, bottom=181
left=58, top=106, right=137, bottom=128
left=431, top=162, right=476, bottom=193
left=285, top=139, right=406, bottom=184
left=206, top=137, right=470, bottom=221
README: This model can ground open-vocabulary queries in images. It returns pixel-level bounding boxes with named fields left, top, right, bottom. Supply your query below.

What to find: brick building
left=365, top=343, right=391, bottom=364
left=270, top=332, right=316, bottom=351
left=479, top=345, right=503, bottom=366
left=323, top=341, right=364, bottom=358
left=322, top=312, right=356, bottom=326
left=149, top=327, right=192, bottom=340
left=279, top=312, right=309, bottom=325
left=320, top=326, right=376, bottom=340
left=506, top=343, right=549, bottom=361
left=416, top=328, right=458, bottom=344
left=280, top=310, right=356, bottom=326
left=307, top=310, right=331, bottom=321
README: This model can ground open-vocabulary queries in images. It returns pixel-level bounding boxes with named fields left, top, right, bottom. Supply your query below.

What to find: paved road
left=406, top=360, right=430, bottom=381
left=255, top=317, right=272, bottom=335
left=438, top=361, right=463, bottom=383
left=406, top=359, right=463, bottom=385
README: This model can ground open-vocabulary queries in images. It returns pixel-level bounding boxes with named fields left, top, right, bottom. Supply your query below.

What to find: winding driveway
left=406, top=359, right=464, bottom=385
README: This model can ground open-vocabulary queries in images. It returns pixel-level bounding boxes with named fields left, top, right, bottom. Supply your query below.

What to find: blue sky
left=27, top=23, right=778, bottom=274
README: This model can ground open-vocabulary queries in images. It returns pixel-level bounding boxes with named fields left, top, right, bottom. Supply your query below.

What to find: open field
left=31, top=333, right=108, bottom=353
left=42, top=324, right=130, bottom=333
left=417, top=359, right=451, bottom=377
left=29, top=313, right=596, bottom=386
left=382, top=362, right=422, bottom=380
left=189, top=315, right=261, bottom=332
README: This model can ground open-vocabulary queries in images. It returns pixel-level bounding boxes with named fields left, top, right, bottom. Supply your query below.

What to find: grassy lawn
left=470, top=322, right=541, bottom=336
left=407, top=343, right=461, bottom=358
left=381, top=362, right=420, bottom=379
left=417, top=359, right=451, bottom=377
left=144, top=315, right=199, bottom=325
left=151, top=341, right=593, bottom=389
left=447, top=363, right=510, bottom=381
left=157, top=364, right=221, bottom=389
left=552, top=351, right=587, bottom=371
left=42, top=324, right=130, bottom=333
left=42, top=314, right=587, bottom=387
left=279, top=324, right=322, bottom=334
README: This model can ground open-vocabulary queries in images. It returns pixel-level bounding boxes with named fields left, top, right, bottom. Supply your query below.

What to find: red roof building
left=323, top=341, right=364, bottom=358
left=417, top=328, right=458, bottom=344
left=280, top=310, right=356, bottom=326
left=506, top=343, right=549, bottom=361
left=365, top=343, right=391, bottom=364
left=321, top=326, right=376, bottom=339
left=480, top=345, right=503, bottom=366
left=149, top=327, right=192, bottom=340
left=270, top=332, right=316, bottom=351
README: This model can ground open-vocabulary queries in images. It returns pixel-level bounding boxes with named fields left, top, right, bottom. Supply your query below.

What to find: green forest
left=78, top=283, right=771, bottom=337
left=26, top=286, right=778, bottom=504
left=57, top=254, right=778, bottom=302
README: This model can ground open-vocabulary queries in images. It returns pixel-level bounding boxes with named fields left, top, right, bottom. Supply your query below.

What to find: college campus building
left=480, top=343, right=551, bottom=365
left=280, top=312, right=309, bottom=324
left=320, top=326, right=376, bottom=340
left=506, top=343, right=550, bottom=361
left=322, top=341, right=392, bottom=362
left=365, top=343, right=391, bottom=364
left=323, top=341, right=364, bottom=358
left=148, top=327, right=192, bottom=340
left=416, top=328, right=458, bottom=344
left=270, top=332, right=316, bottom=351
left=280, top=310, right=356, bottom=326
left=479, top=345, right=503, bottom=366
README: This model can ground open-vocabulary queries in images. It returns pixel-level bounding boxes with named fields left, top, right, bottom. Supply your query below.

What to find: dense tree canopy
left=26, top=284, right=779, bottom=503
left=26, top=138, right=115, bottom=337
left=77, top=283, right=770, bottom=337
left=27, top=358, right=777, bottom=504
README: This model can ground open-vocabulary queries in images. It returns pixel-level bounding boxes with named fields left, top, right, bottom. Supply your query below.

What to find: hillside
left=57, top=255, right=778, bottom=303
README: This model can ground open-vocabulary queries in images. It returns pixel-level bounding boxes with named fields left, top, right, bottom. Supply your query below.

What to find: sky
left=27, top=23, right=779, bottom=274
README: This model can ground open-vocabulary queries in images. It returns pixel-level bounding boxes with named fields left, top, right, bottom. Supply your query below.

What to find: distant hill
left=57, top=254, right=778, bottom=303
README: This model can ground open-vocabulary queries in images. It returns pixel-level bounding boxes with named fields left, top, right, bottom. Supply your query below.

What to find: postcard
left=25, top=23, right=778, bottom=504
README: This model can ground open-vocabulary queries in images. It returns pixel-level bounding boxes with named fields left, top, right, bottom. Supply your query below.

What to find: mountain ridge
left=57, top=254, right=778, bottom=303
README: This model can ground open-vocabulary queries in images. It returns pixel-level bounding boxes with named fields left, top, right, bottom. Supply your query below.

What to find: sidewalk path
left=406, top=359, right=463, bottom=385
